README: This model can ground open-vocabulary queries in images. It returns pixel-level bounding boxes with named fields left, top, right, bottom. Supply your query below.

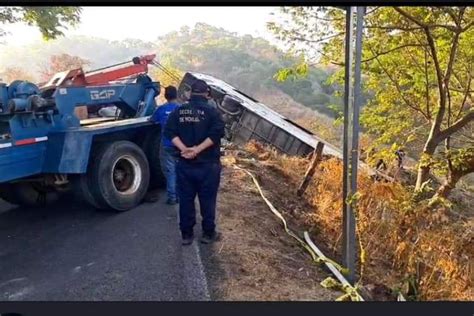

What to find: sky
left=2, top=6, right=281, bottom=46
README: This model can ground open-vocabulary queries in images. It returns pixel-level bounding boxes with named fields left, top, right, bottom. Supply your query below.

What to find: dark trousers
left=176, top=160, right=222, bottom=236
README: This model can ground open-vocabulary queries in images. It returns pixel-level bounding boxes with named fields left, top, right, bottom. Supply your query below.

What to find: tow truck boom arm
left=40, top=54, right=157, bottom=90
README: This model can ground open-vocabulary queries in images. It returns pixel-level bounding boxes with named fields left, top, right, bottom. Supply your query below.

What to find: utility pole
left=342, top=6, right=365, bottom=285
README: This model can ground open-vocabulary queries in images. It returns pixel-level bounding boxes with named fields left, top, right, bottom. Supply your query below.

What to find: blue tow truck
left=0, top=55, right=166, bottom=211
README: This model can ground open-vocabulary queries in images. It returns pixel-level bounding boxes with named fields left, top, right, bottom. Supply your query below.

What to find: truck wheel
left=87, top=141, right=150, bottom=212
left=143, top=131, right=166, bottom=190
left=72, top=175, right=103, bottom=209
left=0, top=182, right=59, bottom=207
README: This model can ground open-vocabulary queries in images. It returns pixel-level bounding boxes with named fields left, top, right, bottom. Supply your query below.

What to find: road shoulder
left=199, top=159, right=338, bottom=301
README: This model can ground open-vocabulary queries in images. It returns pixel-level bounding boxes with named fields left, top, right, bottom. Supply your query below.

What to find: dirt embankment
left=199, top=150, right=339, bottom=301
left=200, top=142, right=472, bottom=301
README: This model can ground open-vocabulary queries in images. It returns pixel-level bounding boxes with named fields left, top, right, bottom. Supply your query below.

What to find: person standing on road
left=164, top=79, right=225, bottom=246
left=149, top=86, right=181, bottom=205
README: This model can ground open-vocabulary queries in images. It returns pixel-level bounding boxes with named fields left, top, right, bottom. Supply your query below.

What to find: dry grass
left=240, top=141, right=472, bottom=301
left=204, top=153, right=338, bottom=301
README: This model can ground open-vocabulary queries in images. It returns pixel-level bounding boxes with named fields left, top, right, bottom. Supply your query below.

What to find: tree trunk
left=436, top=180, right=456, bottom=199
left=436, top=170, right=461, bottom=198
left=415, top=139, right=438, bottom=191
left=415, top=165, right=431, bottom=191
left=435, top=151, right=474, bottom=198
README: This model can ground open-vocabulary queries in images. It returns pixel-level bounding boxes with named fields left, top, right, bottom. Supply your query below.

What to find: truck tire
left=0, top=182, right=60, bottom=207
left=72, top=175, right=103, bottom=209
left=87, top=141, right=150, bottom=212
left=143, top=131, right=166, bottom=190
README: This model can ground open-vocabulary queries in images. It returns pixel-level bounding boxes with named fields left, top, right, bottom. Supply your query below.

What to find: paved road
left=0, top=193, right=210, bottom=301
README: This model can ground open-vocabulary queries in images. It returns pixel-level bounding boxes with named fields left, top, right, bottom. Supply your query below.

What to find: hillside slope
left=0, top=24, right=342, bottom=120
left=210, top=142, right=472, bottom=301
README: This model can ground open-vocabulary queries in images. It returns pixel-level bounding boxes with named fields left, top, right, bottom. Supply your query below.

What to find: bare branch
left=455, top=75, right=473, bottom=122
left=461, top=21, right=474, bottom=32
left=314, top=15, right=345, bottom=22
left=405, top=48, right=425, bottom=71
left=437, top=110, right=474, bottom=143
left=310, top=50, right=344, bottom=67
left=393, top=7, right=462, bottom=32
left=424, top=27, right=446, bottom=135
left=452, top=70, right=474, bottom=100
left=449, top=87, right=473, bottom=94
left=332, top=42, right=430, bottom=66
left=393, top=7, right=427, bottom=27
left=444, top=7, right=460, bottom=23
left=423, top=49, right=431, bottom=119
left=288, top=31, right=345, bottom=44
left=444, top=30, right=461, bottom=87
left=393, top=7, right=444, bottom=95
left=366, top=23, right=462, bottom=32
left=367, top=44, right=432, bottom=121
left=365, top=7, right=380, bottom=16
left=365, top=25, right=424, bottom=31
left=362, top=43, right=428, bottom=63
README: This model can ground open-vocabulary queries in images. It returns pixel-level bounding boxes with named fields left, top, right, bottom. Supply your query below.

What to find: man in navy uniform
left=164, top=80, right=225, bottom=245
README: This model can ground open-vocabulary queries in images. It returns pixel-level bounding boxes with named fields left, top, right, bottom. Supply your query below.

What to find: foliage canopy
left=269, top=6, right=474, bottom=197
left=0, top=7, right=81, bottom=40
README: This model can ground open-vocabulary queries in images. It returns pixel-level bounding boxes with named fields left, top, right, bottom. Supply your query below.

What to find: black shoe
left=166, top=198, right=179, bottom=205
left=200, top=232, right=221, bottom=244
left=182, top=233, right=194, bottom=246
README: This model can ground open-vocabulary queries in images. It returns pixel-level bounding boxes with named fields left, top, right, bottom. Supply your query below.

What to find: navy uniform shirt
left=164, top=95, right=225, bottom=164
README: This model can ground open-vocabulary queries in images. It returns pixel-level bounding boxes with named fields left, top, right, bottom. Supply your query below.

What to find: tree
left=269, top=7, right=474, bottom=199
left=154, top=23, right=340, bottom=111
left=149, top=56, right=184, bottom=103
left=434, top=147, right=474, bottom=198
left=40, top=53, right=90, bottom=82
left=0, top=7, right=81, bottom=40
left=0, top=67, right=36, bottom=83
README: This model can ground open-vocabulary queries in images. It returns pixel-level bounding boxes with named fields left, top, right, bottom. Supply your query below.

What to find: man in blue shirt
left=150, top=86, right=180, bottom=205
left=164, top=80, right=225, bottom=245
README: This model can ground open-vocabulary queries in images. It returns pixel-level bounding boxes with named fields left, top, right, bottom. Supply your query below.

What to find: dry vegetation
left=202, top=151, right=338, bottom=301
left=216, top=141, right=472, bottom=301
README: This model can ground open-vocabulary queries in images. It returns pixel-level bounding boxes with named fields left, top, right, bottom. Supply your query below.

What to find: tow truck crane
left=0, top=55, right=165, bottom=211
